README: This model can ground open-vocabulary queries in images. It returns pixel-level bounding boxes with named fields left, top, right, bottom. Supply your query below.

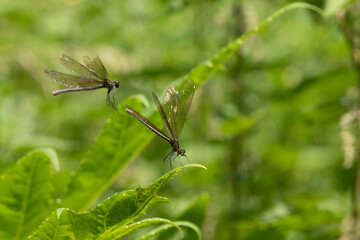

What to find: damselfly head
left=114, top=81, right=120, bottom=88
left=178, top=149, right=185, bottom=156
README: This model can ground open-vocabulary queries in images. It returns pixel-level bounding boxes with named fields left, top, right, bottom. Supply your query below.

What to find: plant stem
left=337, top=1, right=360, bottom=237
left=227, top=3, right=246, bottom=240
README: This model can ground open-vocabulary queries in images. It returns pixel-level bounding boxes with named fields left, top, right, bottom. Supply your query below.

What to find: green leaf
left=60, top=98, right=162, bottom=211
left=29, top=148, right=60, bottom=171
left=0, top=151, right=52, bottom=240
left=30, top=164, right=205, bottom=240
left=29, top=192, right=166, bottom=240
left=138, top=221, right=201, bottom=240
left=104, top=218, right=182, bottom=240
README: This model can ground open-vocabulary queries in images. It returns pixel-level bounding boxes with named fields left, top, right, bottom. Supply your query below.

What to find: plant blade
left=30, top=165, right=205, bottom=240
left=0, top=152, right=52, bottom=239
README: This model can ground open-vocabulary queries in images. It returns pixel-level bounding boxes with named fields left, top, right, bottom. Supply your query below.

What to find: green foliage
left=0, top=115, right=207, bottom=239
left=29, top=164, right=205, bottom=240
left=0, top=153, right=205, bottom=239
left=0, top=0, right=357, bottom=239
left=0, top=151, right=52, bottom=239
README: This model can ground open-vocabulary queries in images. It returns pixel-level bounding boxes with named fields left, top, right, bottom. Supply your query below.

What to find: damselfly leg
left=162, top=150, right=177, bottom=174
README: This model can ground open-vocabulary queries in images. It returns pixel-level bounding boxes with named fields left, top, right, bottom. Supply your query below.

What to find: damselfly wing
left=44, top=54, right=120, bottom=110
left=126, top=78, right=195, bottom=169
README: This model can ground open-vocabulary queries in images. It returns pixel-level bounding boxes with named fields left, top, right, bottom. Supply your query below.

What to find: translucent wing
left=83, top=56, right=108, bottom=79
left=174, top=78, right=195, bottom=138
left=44, top=70, right=103, bottom=88
left=153, top=92, right=175, bottom=139
left=59, top=54, right=102, bottom=80
left=125, top=105, right=171, bottom=142
left=162, top=87, right=179, bottom=139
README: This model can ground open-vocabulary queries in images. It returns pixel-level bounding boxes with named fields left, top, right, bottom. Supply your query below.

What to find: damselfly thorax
left=170, top=139, right=185, bottom=156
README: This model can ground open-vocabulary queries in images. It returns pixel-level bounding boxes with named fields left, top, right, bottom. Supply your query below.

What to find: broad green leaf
left=60, top=98, right=162, bottom=211
left=104, top=164, right=205, bottom=228
left=29, top=148, right=60, bottom=171
left=30, top=164, right=205, bottom=240
left=29, top=192, right=166, bottom=240
left=0, top=151, right=52, bottom=240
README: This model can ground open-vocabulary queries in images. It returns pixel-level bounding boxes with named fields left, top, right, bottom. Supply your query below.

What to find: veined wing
left=44, top=70, right=103, bottom=88
left=174, top=78, right=195, bottom=138
left=153, top=92, right=175, bottom=139
left=162, top=86, right=179, bottom=139
left=125, top=105, right=171, bottom=142
left=83, top=56, right=108, bottom=79
left=59, top=54, right=101, bottom=80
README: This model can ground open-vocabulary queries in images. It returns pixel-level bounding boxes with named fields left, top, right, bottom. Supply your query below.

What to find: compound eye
left=181, top=149, right=186, bottom=156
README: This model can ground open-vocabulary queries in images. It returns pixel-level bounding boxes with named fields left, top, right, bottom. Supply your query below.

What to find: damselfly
left=44, top=54, right=119, bottom=110
left=126, top=78, right=195, bottom=169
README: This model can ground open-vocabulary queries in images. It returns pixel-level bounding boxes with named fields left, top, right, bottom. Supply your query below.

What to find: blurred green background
left=0, top=0, right=356, bottom=239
